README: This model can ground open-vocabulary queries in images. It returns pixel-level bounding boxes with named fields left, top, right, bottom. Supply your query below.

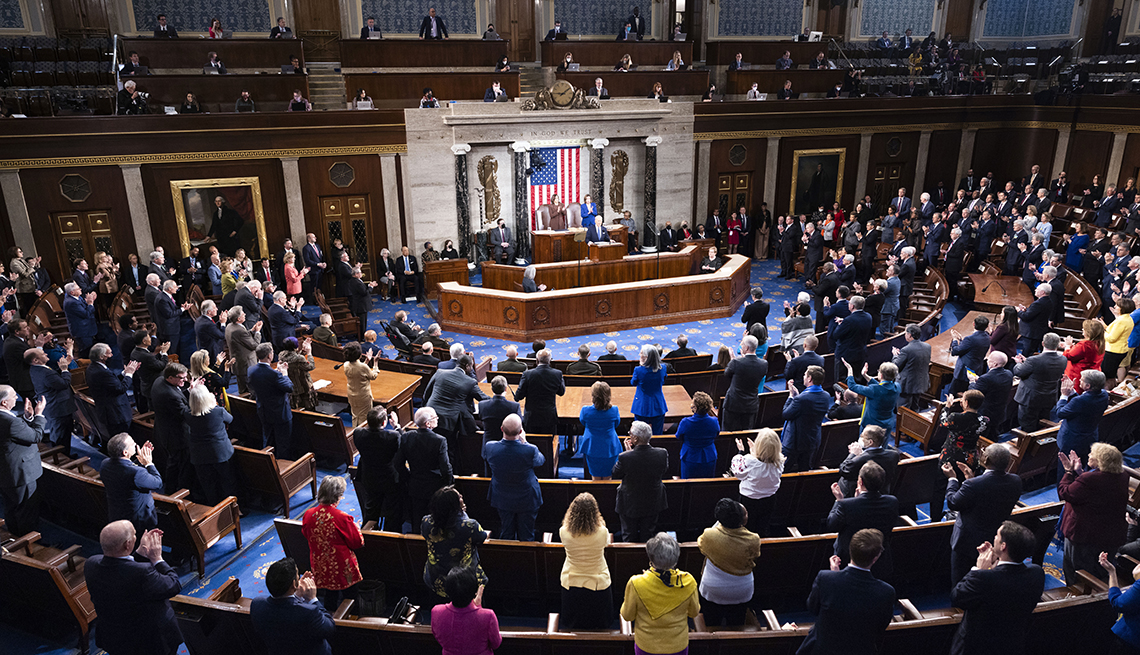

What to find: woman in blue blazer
left=675, top=391, right=720, bottom=478
left=580, top=194, right=598, bottom=229
left=186, top=384, right=236, bottom=505
left=631, top=344, right=668, bottom=434
left=579, top=381, right=622, bottom=479
left=1101, top=551, right=1140, bottom=651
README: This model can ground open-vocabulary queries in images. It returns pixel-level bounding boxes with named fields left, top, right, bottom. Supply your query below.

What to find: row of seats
left=0, top=36, right=111, bottom=63
left=6, top=60, right=115, bottom=87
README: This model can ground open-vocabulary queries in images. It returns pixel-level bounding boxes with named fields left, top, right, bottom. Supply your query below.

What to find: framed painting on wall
left=170, top=176, right=268, bottom=259
left=790, top=148, right=846, bottom=216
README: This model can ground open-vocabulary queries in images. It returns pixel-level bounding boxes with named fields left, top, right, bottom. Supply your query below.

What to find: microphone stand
left=981, top=279, right=1008, bottom=299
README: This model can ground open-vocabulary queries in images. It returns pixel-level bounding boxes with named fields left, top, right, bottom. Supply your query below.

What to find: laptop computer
left=809, top=31, right=823, bottom=42
left=675, top=32, right=687, bottom=41
left=163, top=106, right=177, bottom=114
left=355, top=100, right=373, bottom=110
left=738, top=62, right=751, bottom=70
left=368, top=34, right=382, bottom=40
left=281, top=64, right=296, bottom=74
left=494, top=93, right=509, bottom=103
left=567, top=63, right=580, bottom=71
left=554, top=32, right=568, bottom=41
left=203, top=66, right=220, bottom=75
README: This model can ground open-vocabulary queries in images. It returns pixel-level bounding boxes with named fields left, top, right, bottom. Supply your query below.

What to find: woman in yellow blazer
left=559, top=492, right=613, bottom=629
left=343, top=341, right=379, bottom=428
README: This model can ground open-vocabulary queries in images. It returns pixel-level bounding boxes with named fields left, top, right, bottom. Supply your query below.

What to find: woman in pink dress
left=726, top=212, right=742, bottom=255
left=283, top=252, right=309, bottom=297
left=432, top=567, right=502, bottom=655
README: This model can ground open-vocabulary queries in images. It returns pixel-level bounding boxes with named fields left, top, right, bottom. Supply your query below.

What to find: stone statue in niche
left=609, top=150, right=628, bottom=213
left=477, top=155, right=501, bottom=224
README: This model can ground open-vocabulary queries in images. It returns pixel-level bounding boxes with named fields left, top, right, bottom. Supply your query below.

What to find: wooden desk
left=589, top=242, right=626, bottom=261
left=533, top=226, right=627, bottom=263
left=482, top=244, right=702, bottom=291
left=478, top=383, right=693, bottom=424
left=423, top=258, right=469, bottom=299
left=440, top=254, right=751, bottom=340
left=556, top=70, right=711, bottom=97
left=925, top=311, right=1008, bottom=397
left=726, top=69, right=846, bottom=95
left=121, top=38, right=304, bottom=71
left=343, top=72, right=519, bottom=105
left=967, top=273, right=1035, bottom=311
left=340, top=39, right=509, bottom=68
left=135, top=74, right=308, bottom=113
left=705, top=41, right=831, bottom=67
left=541, top=41, right=693, bottom=68
left=308, top=357, right=420, bottom=424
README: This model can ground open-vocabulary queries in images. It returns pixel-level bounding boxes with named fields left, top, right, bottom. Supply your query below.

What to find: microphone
left=333, top=363, right=344, bottom=370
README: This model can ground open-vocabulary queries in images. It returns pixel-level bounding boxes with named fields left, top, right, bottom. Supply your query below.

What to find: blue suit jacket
left=86, top=363, right=133, bottom=427
left=781, top=387, right=833, bottom=454
left=194, top=315, right=226, bottom=360
left=950, top=562, right=1045, bottom=655
left=84, top=555, right=182, bottom=655
left=477, top=395, right=520, bottom=443
left=63, top=294, right=97, bottom=339
left=802, top=566, right=896, bottom=655
left=890, top=196, right=911, bottom=216
left=268, top=303, right=301, bottom=348
left=100, top=456, right=162, bottom=529
left=302, top=243, right=325, bottom=271
left=946, top=470, right=1022, bottom=553
left=969, top=367, right=1014, bottom=432
left=950, top=330, right=990, bottom=383
left=832, top=309, right=872, bottom=363
left=250, top=594, right=335, bottom=655
left=675, top=413, right=719, bottom=464
left=631, top=365, right=667, bottom=417
left=248, top=362, right=294, bottom=424
left=152, top=291, right=182, bottom=339
left=846, top=377, right=899, bottom=432
left=1055, top=388, right=1110, bottom=458
left=482, top=439, right=545, bottom=512
left=29, top=363, right=76, bottom=417
left=923, top=223, right=946, bottom=261
left=586, top=223, right=610, bottom=243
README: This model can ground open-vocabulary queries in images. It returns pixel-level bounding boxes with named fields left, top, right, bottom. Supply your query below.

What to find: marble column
left=511, top=141, right=531, bottom=263
left=643, top=136, right=663, bottom=251
left=0, top=170, right=36, bottom=257
left=1051, top=128, right=1072, bottom=179
left=854, top=133, right=873, bottom=202
left=1106, top=132, right=1129, bottom=186
left=955, top=129, right=977, bottom=187
left=764, top=137, right=780, bottom=212
left=912, top=131, right=933, bottom=198
left=279, top=157, right=307, bottom=245
left=589, top=138, right=609, bottom=203
left=451, top=144, right=473, bottom=261
left=379, top=155, right=403, bottom=254
left=695, top=140, right=711, bottom=218
left=119, top=164, right=154, bottom=255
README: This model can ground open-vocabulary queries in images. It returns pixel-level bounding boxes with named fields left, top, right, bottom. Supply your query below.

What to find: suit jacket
left=478, top=395, right=520, bottom=443
left=950, top=562, right=1046, bottom=655
left=969, top=367, right=1014, bottom=431
left=923, top=223, right=947, bottom=262
left=950, top=330, right=990, bottom=383
left=827, top=492, right=899, bottom=576
left=0, top=410, right=45, bottom=489
left=723, top=354, right=768, bottom=415
left=784, top=351, right=825, bottom=391
left=837, top=446, right=900, bottom=497
left=483, top=439, right=544, bottom=512
left=194, top=315, right=226, bottom=359
left=152, top=292, right=182, bottom=339
left=254, top=265, right=278, bottom=289
left=86, top=363, right=134, bottom=427
left=1005, top=231, right=1029, bottom=269
left=1012, top=350, right=1065, bottom=408
left=890, top=195, right=912, bottom=216
left=946, top=470, right=1023, bottom=552
left=85, top=554, right=183, bottom=655
left=186, top=406, right=234, bottom=465
left=268, top=303, right=301, bottom=349
left=832, top=310, right=872, bottom=364
left=612, top=444, right=668, bottom=517
left=892, top=340, right=931, bottom=395
left=781, top=388, right=833, bottom=454
left=226, top=323, right=262, bottom=378
left=347, top=277, right=373, bottom=316
left=801, top=566, right=895, bottom=655
left=515, top=365, right=565, bottom=432
left=945, top=237, right=968, bottom=276
left=302, top=243, right=325, bottom=273
left=131, top=346, right=168, bottom=401
left=121, top=263, right=145, bottom=290
left=153, top=26, right=178, bottom=38
left=419, top=15, right=448, bottom=39
left=1016, top=296, right=1052, bottom=341
left=100, top=456, right=162, bottom=529
left=585, top=85, right=610, bottom=97
left=2, top=336, right=32, bottom=396
left=424, top=368, right=488, bottom=433
left=29, top=363, right=75, bottom=418
left=149, top=261, right=172, bottom=283
left=741, top=301, right=770, bottom=331
left=235, top=288, right=262, bottom=328
left=586, top=224, right=610, bottom=243
left=151, top=380, right=189, bottom=453
left=144, top=283, right=162, bottom=319
left=394, top=427, right=453, bottom=499
left=360, top=26, right=382, bottom=39
left=1055, top=389, right=1111, bottom=457
left=63, top=294, right=98, bottom=339
left=1020, top=244, right=1045, bottom=286
left=248, top=362, right=293, bottom=424
left=250, top=594, right=336, bottom=655
left=412, top=354, right=441, bottom=367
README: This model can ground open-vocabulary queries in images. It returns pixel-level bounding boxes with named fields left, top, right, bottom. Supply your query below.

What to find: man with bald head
left=497, top=344, right=528, bottom=372
left=84, top=520, right=182, bottom=655
left=968, top=351, right=1014, bottom=440
left=482, top=413, right=544, bottom=540
left=598, top=340, right=626, bottom=360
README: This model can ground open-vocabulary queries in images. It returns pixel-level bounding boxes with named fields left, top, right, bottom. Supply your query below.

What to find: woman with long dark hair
left=422, top=486, right=490, bottom=603
left=989, top=306, right=1019, bottom=366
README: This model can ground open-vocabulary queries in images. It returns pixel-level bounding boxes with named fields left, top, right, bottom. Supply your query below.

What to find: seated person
left=796, top=27, right=811, bottom=42
left=747, top=83, right=762, bottom=100
left=117, top=80, right=148, bottom=114
left=178, top=92, right=200, bottom=114
left=700, top=247, right=722, bottom=273
left=360, top=17, right=382, bottom=39
left=545, top=21, right=565, bottom=41
left=391, top=310, right=423, bottom=342
left=776, top=80, right=795, bottom=100
left=352, top=88, right=373, bottom=109
left=421, top=242, right=440, bottom=263
left=728, top=53, right=745, bottom=71
left=287, top=90, right=312, bottom=112
left=666, top=51, right=685, bottom=71
left=775, top=51, right=794, bottom=70
left=827, top=389, right=863, bottom=420
left=313, top=314, right=337, bottom=346
left=412, top=342, right=441, bottom=366
left=701, top=84, right=719, bottom=102
left=287, top=56, right=304, bottom=75
left=614, top=54, right=634, bottom=71
left=482, top=23, right=501, bottom=40
left=484, top=81, right=508, bottom=102
left=413, top=323, right=450, bottom=352
left=489, top=218, right=515, bottom=262
left=204, top=51, right=227, bottom=74
left=154, top=14, right=178, bottom=38
left=439, top=240, right=459, bottom=259
left=647, top=82, right=668, bottom=102
left=270, top=17, right=294, bottom=39
left=494, top=56, right=511, bottom=73
left=361, top=330, right=384, bottom=358
left=567, top=345, right=603, bottom=376
left=556, top=53, right=575, bottom=73
left=827, top=82, right=844, bottom=98
left=876, top=31, right=893, bottom=55
left=809, top=52, right=830, bottom=69
left=420, top=88, right=440, bottom=108
left=664, top=336, right=697, bottom=359
left=235, top=90, right=256, bottom=113
left=599, top=341, right=626, bottom=360
left=586, top=78, right=609, bottom=98
left=521, top=265, right=547, bottom=292
left=617, top=21, right=637, bottom=41
left=120, top=51, right=145, bottom=76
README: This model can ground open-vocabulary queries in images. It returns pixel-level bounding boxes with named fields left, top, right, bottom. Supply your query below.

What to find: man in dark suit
left=346, top=268, right=376, bottom=337
left=393, top=407, right=453, bottom=523
left=393, top=246, right=424, bottom=302
left=488, top=218, right=516, bottom=263
left=3, top=317, right=36, bottom=400
left=969, top=351, right=1014, bottom=439
left=235, top=281, right=264, bottom=331
left=1012, top=331, right=1066, bottom=431
left=740, top=288, right=769, bottom=332
left=891, top=324, right=931, bottom=410
left=1095, top=184, right=1122, bottom=228
left=424, top=355, right=489, bottom=470
left=597, top=341, right=626, bottom=361
left=178, top=246, right=203, bottom=291
left=705, top=209, right=724, bottom=248
left=303, top=233, right=327, bottom=294
left=896, top=247, right=916, bottom=311
left=514, top=349, right=565, bottom=435
left=1019, top=234, right=1045, bottom=289
left=922, top=215, right=947, bottom=270
left=1050, top=171, right=1069, bottom=203
left=153, top=14, right=178, bottom=38
left=831, top=296, right=873, bottom=382
left=254, top=258, right=279, bottom=290
left=837, top=426, right=899, bottom=497
left=0, top=385, right=46, bottom=536
left=782, top=366, right=833, bottom=472
left=120, top=253, right=145, bottom=290
left=153, top=280, right=187, bottom=359
left=419, top=7, right=448, bottom=39
left=721, top=335, right=768, bottom=432
left=86, top=344, right=140, bottom=438
left=974, top=211, right=998, bottom=263
left=612, top=421, right=668, bottom=542
left=950, top=520, right=1045, bottom=655
left=958, top=169, right=977, bottom=193
left=268, top=290, right=307, bottom=351
left=784, top=335, right=825, bottom=392
left=248, top=343, right=294, bottom=456
left=144, top=273, right=163, bottom=319
left=802, top=222, right=824, bottom=282
left=27, top=347, right=75, bottom=455
left=627, top=6, right=646, bottom=40
left=151, top=363, right=192, bottom=494
left=478, top=376, right=520, bottom=446
left=945, top=444, right=1024, bottom=586
left=148, top=251, right=174, bottom=283
left=101, top=433, right=163, bottom=533
left=63, top=282, right=99, bottom=357
left=1016, top=284, right=1054, bottom=356
left=663, top=335, right=697, bottom=360
left=544, top=21, right=565, bottom=40
left=194, top=299, right=227, bottom=361
left=1003, top=219, right=1029, bottom=275
left=85, top=521, right=183, bottom=655
left=943, top=227, right=968, bottom=293
left=483, top=413, right=545, bottom=541
left=889, top=187, right=912, bottom=217
left=70, top=258, right=97, bottom=295
left=360, top=16, right=382, bottom=39
left=586, top=221, right=611, bottom=244
left=948, top=315, right=991, bottom=394
left=412, top=342, right=441, bottom=366
left=827, top=462, right=899, bottom=579
left=799, top=528, right=896, bottom=655
left=810, top=263, right=839, bottom=333
left=251, top=558, right=336, bottom=655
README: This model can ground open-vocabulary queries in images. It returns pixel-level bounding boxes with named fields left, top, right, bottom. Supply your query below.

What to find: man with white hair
left=268, top=289, right=307, bottom=351
left=63, top=280, right=99, bottom=357
left=437, top=342, right=469, bottom=372
left=26, top=346, right=75, bottom=455
left=0, top=384, right=47, bottom=536
left=612, top=421, right=669, bottom=542
left=148, top=250, right=173, bottom=283
left=1016, top=283, right=1054, bottom=355
left=394, top=406, right=452, bottom=522
left=1037, top=265, right=1066, bottom=327
left=234, top=279, right=264, bottom=330
left=143, top=272, right=163, bottom=319
left=413, top=322, right=449, bottom=352
left=721, top=335, right=767, bottom=431
left=944, top=227, right=968, bottom=294
left=599, top=340, right=626, bottom=360
left=153, top=279, right=190, bottom=358
left=1018, top=232, right=1045, bottom=288
left=482, top=413, right=544, bottom=540
left=515, top=348, right=565, bottom=435
left=896, top=246, right=916, bottom=312
left=497, top=344, right=528, bottom=372
left=116, top=79, right=148, bottom=114
left=917, top=192, right=934, bottom=221
left=969, top=351, right=1014, bottom=440
left=225, top=306, right=263, bottom=394
left=84, top=520, right=182, bottom=655
left=194, top=299, right=227, bottom=360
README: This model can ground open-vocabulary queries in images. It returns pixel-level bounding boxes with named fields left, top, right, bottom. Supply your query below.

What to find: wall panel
left=1063, top=130, right=1113, bottom=191
left=297, top=155, right=389, bottom=258
left=708, top=138, right=767, bottom=217
left=925, top=130, right=963, bottom=192
left=970, top=128, right=1057, bottom=190
left=0, top=179, right=13, bottom=259
left=1120, top=134, right=1140, bottom=190
left=775, top=135, right=862, bottom=217
left=867, top=131, right=921, bottom=198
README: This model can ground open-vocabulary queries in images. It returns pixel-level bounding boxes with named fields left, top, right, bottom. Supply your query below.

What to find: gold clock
left=550, top=80, right=575, bottom=108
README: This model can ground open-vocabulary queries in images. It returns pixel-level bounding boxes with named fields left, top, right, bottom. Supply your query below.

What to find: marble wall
left=982, top=0, right=1076, bottom=38
left=715, top=0, right=802, bottom=38
left=858, top=0, right=938, bottom=39
left=0, top=0, right=25, bottom=30
left=361, top=0, right=477, bottom=36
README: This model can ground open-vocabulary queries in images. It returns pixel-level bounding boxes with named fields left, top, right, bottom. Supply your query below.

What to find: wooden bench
left=231, top=445, right=317, bottom=519
left=0, top=530, right=95, bottom=654
left=227, top=395, right=357, bottom=469
left=315, top=290, right=360, bottom=342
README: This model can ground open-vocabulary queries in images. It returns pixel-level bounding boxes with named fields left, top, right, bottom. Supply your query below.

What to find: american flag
left=529, top=146, right=581, bottom=229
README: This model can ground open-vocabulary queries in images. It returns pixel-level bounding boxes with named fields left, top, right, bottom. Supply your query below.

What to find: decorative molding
left=644, top=136, right=665, bottom=147
left=532, top=305, right=551, bottom=326
left=510, top=141, right=532, bottom=153
left=589, top=138, right=611, bottom=150
left=595, top=297, right=612, bottom=318
left=450, top=143, right=472, bottom=156
left=503, top=306, right=519, bottom=325
left=448, top=299, right=463, bottom=318
left=0, top=144, right=408, bottom=171
left=692, top=120, right=1093, bottom=141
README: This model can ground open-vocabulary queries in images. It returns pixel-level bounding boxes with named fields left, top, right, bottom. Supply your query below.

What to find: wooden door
left=51, top=0, right=109, bottom=34
left=871, top=164, right=904, bottom=215
left=716, top=173, right=752, bottom=217
left=319, top=196, right=373, bottom=280
left=52, top=211, right=116, bottom=270
left=496, top=0, right=536, bottom=63
left=295, top=0, right=342, bottom=62
left=816, top=6, right=847, bottom=39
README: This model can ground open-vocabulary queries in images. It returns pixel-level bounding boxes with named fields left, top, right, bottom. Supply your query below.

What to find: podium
left=533, top=225, right=628, bottom=263
left=588, top=242, right=626, bottom=261
left=423, top=258, right=470, bottom=299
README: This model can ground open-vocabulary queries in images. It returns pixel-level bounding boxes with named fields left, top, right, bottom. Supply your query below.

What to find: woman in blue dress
left=578, top=381, right=621, bottom=479
left=675, top=391, right=720, bottom=478
left=1063, top=222, right=1089, bottom=271
left=580, top=194, right=598, bottom=229
left=631, top=344, right=668, bottom=434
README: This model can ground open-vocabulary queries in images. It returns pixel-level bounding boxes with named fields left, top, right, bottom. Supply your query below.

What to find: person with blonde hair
left=558, top=492, right=613, bottom=629
left=283, top=251, right=309, bottom=297
left=302, top=475, right=365, bottom=610
left=579, top=381, right=621, bottom=479
left=731, top=429, right=785, bottom=536
left=185, top=383, right=236, bottom=505
left=1058, top=443, right=1129, bottom=583
left=343, top=341, right=379, bottom=428
left=675, top=391, right=719, bottom=478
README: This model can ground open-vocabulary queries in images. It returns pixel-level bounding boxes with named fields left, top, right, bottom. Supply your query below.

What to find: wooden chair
left=153, top=490, right=242, bottom=578
left=755, top=389, right=790, bottom=429
left=293, top=409, right=358, bottom=470
left=231, top=445, right=317, bottom=519
left=813, top=417, right=861, bottom=468
left=895, top=401, right=943, bottom=453
left=0, top=531, right=95, bottom=654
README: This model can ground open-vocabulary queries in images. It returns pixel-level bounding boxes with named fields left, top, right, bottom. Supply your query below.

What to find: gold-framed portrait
left=169, top=176, right=268, bottom=259
left=790, top=148, right=846, bottom=216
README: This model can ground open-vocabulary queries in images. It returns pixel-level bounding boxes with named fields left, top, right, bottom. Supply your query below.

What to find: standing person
left=0, top=385, right=45, bottom=537
left=353, top=407, right=403, bottom=530
left=827, top=462, right=900, bottom=579
left=62, top=282, right=98, bottom=357
left=950, top=521, right=1046, bottom=655
left=579, top=381, right=622, bottom=480
left=1062, top=320, right=1105, bottom=385
left=282, top=252, right=309, bottom=297
left=930, top=390, right=990, bottom=520
left=86, top=345, right=140, bottom=439
left=837, top=426, right=899, bottom=498
left=303, top=233, right=327, bottom=294
left=343, top=342, right=380, bottom=429
left=482, top=413, right=544, bottom=541
left=395, top=407, right=453, bottom=525
left=1057, top=444, right=1129, bottom=584
left=419, top=6, right=449, bottom=39
left=185, top=384, right=236, bottom=506
left=421, top=486, right=489, bottom=602
left=151, top=363, right=193, bottom=495
left=278, top=337, right=317, bottom=412
left=631, top=344, right=668, bottom=434
left=302, top=476, right=365, bottom=611
left=515, top=348, right=565, bottom=435
left=720, top=335, right=767, bottom=431
left=730, top=429, right=784, bottom=536
left=696, top=499, right=760, bottom=627
left=432, top=567, right=501, bottom=654
left=131, top=331, right=170, bottom=414
left=101, top=433, right=163, bottom=534
left=949, top=316, right=992, bottom=394
left=1012, top=332, right=1067, bottom=433
left=613, top=421, right=669, bottom=542
left=675, top=391, right=720, bottom=479
left=1054, top=369, right=1111, bottom=463
left=558, top=492, right=613, bottom=629
left=84, top=521, right=182, bottom=655
left=27, top=347, right=76, bottom=455
left=620, top=533, right=701, bottom=655
left=1104, top=298, right=1137, bottom=387
left=781, top=365, right=833, bottom=472
left=250, top=559, right=336, bottom=655
left=424, top=353, right=488, bottom=471
left=347, top=267, right=377, bottom=337
left=1099, top=551, right=1140, bottom=653
left=842, top=361, right=901, bottom=438
left=477, top=375, right=519, bottom=455
left=944, top=444, right=1023, bottom=586
left=247, top=343, right=295, bottom=456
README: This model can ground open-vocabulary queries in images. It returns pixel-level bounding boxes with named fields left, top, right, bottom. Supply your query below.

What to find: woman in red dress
left=301, top=475, right=365, bottom=610
left=1062, top=319, right=1105, bottom=385
left=283, top=252, right=309, bottom=298
left=726, top=212, right=742, bottom=255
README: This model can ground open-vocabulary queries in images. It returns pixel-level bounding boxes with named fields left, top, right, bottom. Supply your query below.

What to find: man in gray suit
left=225, top=306, right=263, bottom=395
left=234, top=280, right=265, bottom=331
left=0, top=384, right=46, bottom=536
left=424, top=354, right=489, bottom=472
left=1012, top=332, right=1067, bottom=432
left=721, top=335, right=768, bottom=431
left=891, top=324, right=931, bottom=410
